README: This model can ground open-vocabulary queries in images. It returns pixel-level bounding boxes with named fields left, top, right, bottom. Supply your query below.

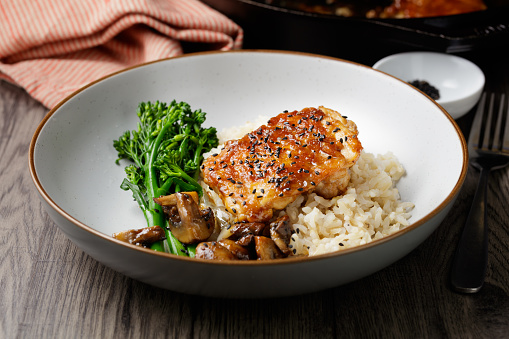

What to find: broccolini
left=113, top=100, right=218, bottom=256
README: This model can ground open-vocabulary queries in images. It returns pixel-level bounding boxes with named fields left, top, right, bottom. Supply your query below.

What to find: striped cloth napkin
left=0, top=0, right=243, bottom=109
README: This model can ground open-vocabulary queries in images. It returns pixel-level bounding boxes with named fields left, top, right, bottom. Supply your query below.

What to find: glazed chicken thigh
left=201, top=106, right=362, bottom=222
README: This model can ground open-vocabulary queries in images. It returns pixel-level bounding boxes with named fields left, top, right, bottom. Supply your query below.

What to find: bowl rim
left=372, top=51, right=486, bottom=104
left=28, top=49, right=468, bottom=266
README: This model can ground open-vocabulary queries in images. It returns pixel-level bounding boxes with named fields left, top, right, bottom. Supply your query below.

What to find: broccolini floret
left=113, top=100, right=218, bottom=256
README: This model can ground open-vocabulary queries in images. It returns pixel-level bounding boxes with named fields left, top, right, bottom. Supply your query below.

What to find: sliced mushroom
left=229, top=222, right=269, bottom=238
left=218, top=239, right=252, bottom=260
left=235, top=234, right=254, bottom=247
left=112, top=225, right=165, bottom=247
left=154, top=192, right=214, bottom=244
left=195, top=241, right=238, bottom=260
left=223, top=221, right=267, bottom=247
left=254, top=236, right=284, bottom=260
left=154, top=191, right=199, bottom=206
left=269, top=215, right=294, bottom=255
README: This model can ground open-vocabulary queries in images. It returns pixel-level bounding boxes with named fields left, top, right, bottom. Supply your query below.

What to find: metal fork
left=450, top=92, right=509, bottom=293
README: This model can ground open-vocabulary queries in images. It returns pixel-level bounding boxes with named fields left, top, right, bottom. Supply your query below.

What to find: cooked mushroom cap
left=229, top=222, right=269, bottom=240
left=254, top=236, right=284, bottom=260
left=223, top=221, right=267, bottom=246
left=154, top=192, right=215, bottom=244
left=112, top=226, right=165, bottom=247
left=269, top=215, right=294, bottom=255
left=218, top=239, right=252, bottom=260
left=195, top=241, right=238, bottom=260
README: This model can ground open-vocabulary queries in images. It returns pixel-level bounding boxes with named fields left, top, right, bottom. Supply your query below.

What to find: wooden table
left=1, top=49, right=508, bottom=338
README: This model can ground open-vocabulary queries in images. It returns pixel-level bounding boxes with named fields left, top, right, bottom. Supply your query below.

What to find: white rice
left=201, top=117, right=414, bottom=256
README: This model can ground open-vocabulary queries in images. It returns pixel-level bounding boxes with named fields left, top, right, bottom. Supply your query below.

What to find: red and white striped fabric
left=0, top=0, right=243, bottom=108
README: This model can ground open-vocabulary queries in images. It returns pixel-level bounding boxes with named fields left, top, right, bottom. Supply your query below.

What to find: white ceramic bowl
left=372, top=51, right=485, bottom=119
left=29, top=50, right=467, bottom=298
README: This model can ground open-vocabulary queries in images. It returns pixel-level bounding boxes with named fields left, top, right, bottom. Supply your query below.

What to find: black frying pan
left=202, top=0, right=509, bottom=63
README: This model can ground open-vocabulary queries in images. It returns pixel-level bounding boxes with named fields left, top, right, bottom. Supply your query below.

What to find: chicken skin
left=201, top=106, right=362, bottom=222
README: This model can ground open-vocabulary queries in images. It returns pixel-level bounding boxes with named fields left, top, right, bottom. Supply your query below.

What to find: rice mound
left=201, top=116, right=414, bottom=256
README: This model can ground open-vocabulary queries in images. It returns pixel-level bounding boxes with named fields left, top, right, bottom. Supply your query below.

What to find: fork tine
left=491, top=93, right=507, bottom=151
left=481, top=92, right=496, bottom=150
left=500, top=94, right=509, bottom=152
left=469, top=92, right=487, bottom=150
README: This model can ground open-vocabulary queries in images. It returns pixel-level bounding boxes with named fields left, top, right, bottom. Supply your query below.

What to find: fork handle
left=450, top=166, right=489, bottom=293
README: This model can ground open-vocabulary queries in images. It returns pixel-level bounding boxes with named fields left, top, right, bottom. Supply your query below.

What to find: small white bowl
left=373, top=51, right=485, bottom=119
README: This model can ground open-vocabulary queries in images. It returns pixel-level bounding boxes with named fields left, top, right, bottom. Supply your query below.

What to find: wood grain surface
left=1, top=49, right=508, bottom=338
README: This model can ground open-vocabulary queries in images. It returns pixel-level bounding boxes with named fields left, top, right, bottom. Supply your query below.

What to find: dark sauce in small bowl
left=408, top=80, right=440, bottom=100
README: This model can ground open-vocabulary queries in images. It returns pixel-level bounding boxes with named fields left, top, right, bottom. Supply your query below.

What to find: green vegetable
left=113, top=100, right=218, bottom=256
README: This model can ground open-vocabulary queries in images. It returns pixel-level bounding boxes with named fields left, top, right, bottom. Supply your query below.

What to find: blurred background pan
left=202, top=0, right=509, bottom=64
